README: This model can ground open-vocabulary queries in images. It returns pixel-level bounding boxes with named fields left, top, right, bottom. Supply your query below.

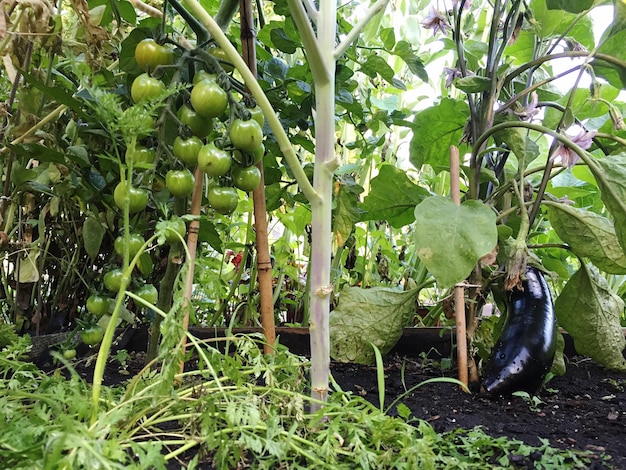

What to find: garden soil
left=41, top=329, right=626, bottom=469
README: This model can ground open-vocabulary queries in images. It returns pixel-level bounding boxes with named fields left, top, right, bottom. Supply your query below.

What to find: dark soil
left=35, top=328, right=626, bottom=469
left=330, top=353, right=626, bottom=469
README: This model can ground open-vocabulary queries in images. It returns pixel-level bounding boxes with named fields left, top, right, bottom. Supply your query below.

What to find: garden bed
left=34, top=326, right=626, bottom=469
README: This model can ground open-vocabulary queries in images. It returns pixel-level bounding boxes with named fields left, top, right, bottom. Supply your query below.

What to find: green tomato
left=135, top=38, right=174, bottom=72
left=193, top=70, right=217, bottom=84
left=208, top=185, right=239, bottom=215
left=229, top=118, right=263, bottom=153
left=81, top=325, right=105, bottom=346
left=114, top=233, right=145, bottom=258
left=197, top=143, right=232, bottom=177
left=231, top=164, right=261, bottom=192
left=247, top=106, right=265, bottom=128
left=208, top=47, right=234, bottom=72
left=131, top=73, right=166, bottom=103
left=163, top=216, right=187, bottom=244
left=166, top=169, right=195, bottom=198
left=86, top=294, right=110, bottom=318
left=62, top=348, right=77, bottom=360
left=173, top=136, right=203, bottom=166
left=135, top=283, right=158, bottom=305
left=190, top=79, right=228, bottom=119
left=125, top=146, right=155, bottom=169
left=113, top=182, right=148, bottom=213
left=178, top=105, right=213, bottom=138
left=103, top=268, right=125, bottom=292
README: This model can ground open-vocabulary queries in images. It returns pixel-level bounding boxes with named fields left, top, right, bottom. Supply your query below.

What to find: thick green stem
left=306, top=0, right=338, bottom=411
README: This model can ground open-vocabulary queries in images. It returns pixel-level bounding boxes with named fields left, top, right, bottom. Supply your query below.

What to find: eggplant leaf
left=555, top=264, right=626, bottom=371
left=359, top=165, right=429, bottom=228
left=545, top=201, right=626, bottom=274
left=413, top=196, right=497, bottom=288
left=590, top=154, right=626, bottom=254
left=330, top=286, right=419, bottom=364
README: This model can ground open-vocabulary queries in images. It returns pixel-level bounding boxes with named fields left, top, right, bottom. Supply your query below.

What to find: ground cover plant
left=0, top=0, right=625, bottom=467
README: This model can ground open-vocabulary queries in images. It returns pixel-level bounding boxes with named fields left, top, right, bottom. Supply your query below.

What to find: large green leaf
left=409, top=98, right=470, bottom=173
left=555, top=264, right=626, bottom=371
left=545, top=202, right=626, bottom=274
left=333, top=177, right=363, bottom=247
left=589, top=154, right=626, bottom=253
left=413, top=197, right=497, bottom=288
left=330, top=286, right=420, bottom=364
left=546, top=0, right=594, bottom=13
left=83, top=215, right=106, bottom=260
left=359, top=165, right=429, bottom=228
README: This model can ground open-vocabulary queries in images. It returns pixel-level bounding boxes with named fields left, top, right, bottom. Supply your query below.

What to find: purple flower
left=452, top=0, right=471, bottom=9
left=444, top=66, right=462, bottom=88
left=514, top=91, right=540, bottom=121
left=554, top=128, right=597, bottom=169
left=421, top=7, right=451, bottom=37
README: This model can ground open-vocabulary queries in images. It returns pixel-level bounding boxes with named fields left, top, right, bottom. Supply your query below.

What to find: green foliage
left=555, top=263, right=626, bottom=370
left=414, top=197, right=497, bottom=288
left=329, top=286, right=420, bottom=364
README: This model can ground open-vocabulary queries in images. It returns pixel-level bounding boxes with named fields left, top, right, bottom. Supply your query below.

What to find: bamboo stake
left=177, top=166, right=204, bottom=378
left=239, top=0, right=275, bottom=354
left=450, top=145, right=468, bottom=390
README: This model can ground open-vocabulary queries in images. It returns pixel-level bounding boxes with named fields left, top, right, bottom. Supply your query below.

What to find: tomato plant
left=190, top=79, right=228, bottom=119
left=136, top=283, right=158, bottom=305
left=193, top=70, right=217, bottom=84
left=229, top=118, right=263, bottom=153
left=81, top=325, right=105, bottom=345
left=197, top=143, right=232, bottom=177
left=114, top=233, right=145, bottom=258
left=232, top=164, right=261, bottom=192
left=208, top=185, right=239, bottom=215
left=62, top=348, right=77, bottom=360
left=208, top=47, right=234, bottom=72
left=247, top=106, right=265, bottom=128
left=166, top=169, right=195, bottom=198
left=103, top=268, right=125, bottom=292
left=173, top=136, right=203, bottom=166
left=130, top=73, right=166, bottom=103
left=86, top=294, right=110, bottom=318
left=163, top=216, right=187, bottom=244
left=113, top=182, right=148, bottom=213
left=178, top=105, right=213, bottom=138
left=135, top=38, right=174, bottom=72
left=125, top=146, right=155, bottom=168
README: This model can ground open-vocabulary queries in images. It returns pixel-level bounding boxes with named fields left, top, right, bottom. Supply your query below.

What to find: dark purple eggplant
left=482, top=266, right=557, bottom=396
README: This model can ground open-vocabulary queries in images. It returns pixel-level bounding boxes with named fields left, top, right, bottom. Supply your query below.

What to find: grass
left=0, top=328, right=606, bottom=469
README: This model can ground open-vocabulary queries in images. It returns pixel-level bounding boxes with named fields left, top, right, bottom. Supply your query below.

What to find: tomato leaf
left=545, top=201, right=626, bottom=274
left=330, top=286, right=420, bottom=364
left=83, top=214, right=106, bottom=260
left=555, top=264, right=626, bottom=371
left=413, top=197, right=497, bottom=288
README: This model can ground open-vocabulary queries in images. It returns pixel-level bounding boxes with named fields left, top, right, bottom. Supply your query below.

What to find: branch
left=301, top=0, right=318, bottom=23
left=334, top=0, right=389, bottom=60
left=182, top=0, right=320, bottom=203
left=287, top=0, right=330, bottom=85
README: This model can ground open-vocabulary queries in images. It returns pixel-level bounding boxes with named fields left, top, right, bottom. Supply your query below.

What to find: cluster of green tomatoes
left=129, top=38, right=265, bottom=215
left=75, top=37, right=266, bottom=352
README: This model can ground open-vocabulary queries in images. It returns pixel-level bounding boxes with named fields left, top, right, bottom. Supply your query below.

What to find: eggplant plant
left=394, top=0, right=626, bottom=389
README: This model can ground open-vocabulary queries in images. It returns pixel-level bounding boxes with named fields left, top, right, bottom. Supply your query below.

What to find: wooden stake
left=240, top=0, right=276, bottom=353
left=450, top=145, right=469, bottom=390
left=178, top=166, right=205, bottom=379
